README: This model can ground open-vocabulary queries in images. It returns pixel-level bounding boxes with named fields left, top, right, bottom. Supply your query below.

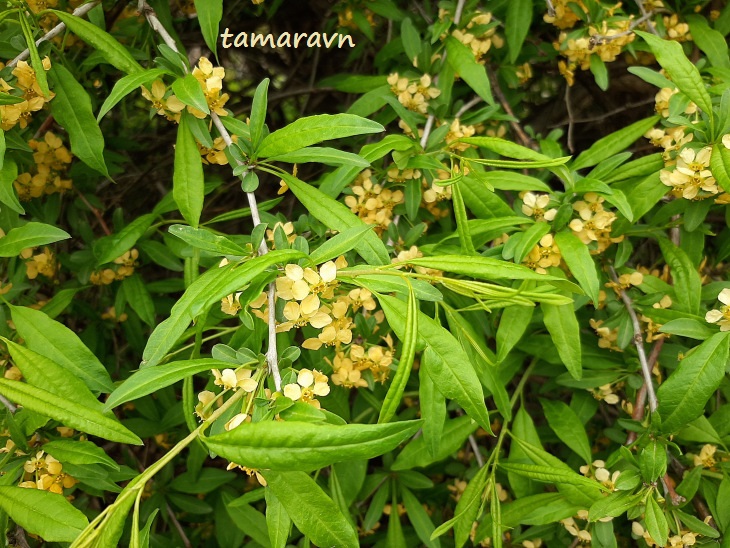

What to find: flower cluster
left=691, top=444, right=717, bottom=469
left=0, top=59, right=54, bottom=131
left=520, top=192, right=557, bottom=222
left=660, top=146, right=718, bottom=200
left=654, top=87, right=698, bottom=118
left=20, top=247, right=57, bottom=280
left=198, top=135, right=236, bottom=165
left=632, top=521, right=699, bottom=547
left=645, top=125, right=693, bottom=162
left=590, top=382, right=620, bottom=404
left=543, top=0, right=586, bottom=29
left=569, top=193, right=623, bottom=253
left=705, top=288, right=730, bottom=331
left=283, top=368, right=330, bottom=408
left=560, top=514, right=592, bottom=544
left=522, top=234, right=561, bottom=275
left=19, top=450, right=78, bottom=495
left=15, top=132, right=74, bottom=200
left=444, top=119, right=476, bottom=151
left=345, top=170, right=404, bottom=233
left=89, top=249, right=139, bottom=285
left=386, top=73, right=440, bottom=114
left=589, top=318, right=621, bottom=351
left=450, top=12, right=503, bottom=63
left=580, top=459, right=621, bottom=490
left=663, top=14, right=691, bottom=41
left=329, top=337, right=394, bottom=388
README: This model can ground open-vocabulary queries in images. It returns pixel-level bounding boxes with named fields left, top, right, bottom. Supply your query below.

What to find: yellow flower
left=275, top=264, right=312, bottom=301
left=723, top=134, right=730, bottom=149
left=660, top=146, right=717, bottom=200
left=224, top=413, right=249, bottom=431
left=277, top=295, right=332, bottom=332
left=693, top=444, right=717, bottom=468
left=521, top=192, right=557, bottom=222
left=195, top=390, right=217, bottom=419
left=282, top=369, right=330, bottom=408
left=221, top=292, right=242, bottom=315
left=522, top=234, right=561, bottom=274
left=302, top=299, right=352, bottom=349
left=212, top=368, right=258, bottom=392
left=329, top=353, right=368, bottom=389
left=705, top=289, right=730, bottom=330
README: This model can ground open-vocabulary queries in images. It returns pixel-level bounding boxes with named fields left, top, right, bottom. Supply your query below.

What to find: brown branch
left=166, top=504, right=192, bottom=548
left=626, top=338, right=663, bottom=445
left=74, top=188, right=112, bottom=236
left=487, top=67, right=536, bottom=150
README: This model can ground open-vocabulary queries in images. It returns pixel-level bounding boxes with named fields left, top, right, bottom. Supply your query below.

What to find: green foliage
left=1, top=1, right=730, bottom=546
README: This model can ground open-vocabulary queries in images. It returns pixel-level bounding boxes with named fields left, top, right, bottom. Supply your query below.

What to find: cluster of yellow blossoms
left=329, top=336, right=394, bottom=388
left=387, top=73, right=440, bottom=114
left=589, top=318, right=620, bottom=351
left=90, top=249, right=139, bottom=285
left=20, top=247, right=57, bottom=280
left=0, top=59, right=53, bottom=131
left=705, top=288, right=730, bottom=331
left=569, top=193, right=623, bottom=254
left=690, top=444, right=718, bottom=469
left=15, top=132, right=74, bottom=200
left=544, top=0, right=586, bottom=29
left=520, top=192, right=557, bottom=222
left=141, top=58, right=229, bottom=122
left=345, top=169, right=404, bottom=233
left=448, top=11, right=503, bottom=63
left=282, top=368, right=330, bottom=409
left=523, top=234, right=562, bottom=275
left=660, top=147, right=718, bottom=201
left=632, top=521, right=699, bottom=547
left=19, top=450, right=78, bottom=495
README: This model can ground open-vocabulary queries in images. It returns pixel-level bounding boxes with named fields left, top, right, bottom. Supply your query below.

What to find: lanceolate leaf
left=276, top=171, right=390, bottom=265
left=105, top=359, right=245, bottom=410
left=540, top=399, right=592, bottom=463
left=392, top=415, right=477, bottom=470
left=203, top=420, right=421, bottom=471
left=193, top=0, right=223, bottom=59
left=572, top=116, right=660, bottom=171
left=10, top=304, right=114, bottom=394
left=656, top=331, right=730, bottom=433
left=0, top=379, right=142, bottom=444
left=658, top=238, right=701, bottom=315
left=378, top=294, right=492, bottom=432
left=635, top=31, right=712, bottom=115
left=171, top=74, right=210, bottom=114
left=262, top=471, right=359, bottom=548
left=49, top=11, right=144, bottom=74
left=0, top=157, right=24, bottom=214
left=142, top=249, right=304, bottom=367
left=0, top=486, right=89, bottom=542
left=0, top=222, right=70, bottom=257
left=97, top=69, right=168, bottom=121
left=498, top=463, right=608, bottom=491
left=43, top=440, right=120, bottom=470
left=542, top=303, right=582, bottom=379
left=445, top=36, right=493, bottom=105
left=249, top=78, right=269, bottom=150
left=400, top=254, right=566, bottom=282
left=95, top=214, right=155, bottom=266
left=173, top=114, right=205, bottom=228
left=555, top=231, right=600, bottom=305
left=50, top=64, right=109, bottom=177
left=256, top=114, right=383, bottom=158
left=506, top=0, right=533, bottom=63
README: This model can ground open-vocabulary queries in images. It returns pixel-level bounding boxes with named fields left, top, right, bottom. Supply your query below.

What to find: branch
left=0, top=394, right=17, bottom=414
left=8, top=1, right=100, bottom=68
left=626, top=338, right=663, bottom=445
left=609, top=267, right=658, bottom=412
left=138, top=0, right=282, bottom=391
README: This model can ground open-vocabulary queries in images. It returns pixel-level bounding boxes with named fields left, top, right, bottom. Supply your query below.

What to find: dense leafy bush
left=2, top=0, right=730, bottom=546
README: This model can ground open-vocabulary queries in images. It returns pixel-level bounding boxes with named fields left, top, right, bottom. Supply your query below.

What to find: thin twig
left=468, top=434, right=485, bottom=467
left=165, top=504, right=192, bottom=548
left=0, top=394, right=17, bottom=414
left=8, top=1, right=100, bottom=68
left=565, top=85, right=575, bottom=153
left=138, top=0, right=179, bottom=53
left=454, top=96, right=483, bottom=119
left=626, top=338, right=663, bottom=445
left=74, top=188, right=112, bottom=236
left=609, top=267, right=658, bottom=412
left=633, top=0, right=661, bottom=36
left=545, top=0, right=556, bottom=18
left=661, top=473, right=686, bottom=506
left=487, top=67, right=535, bottom=149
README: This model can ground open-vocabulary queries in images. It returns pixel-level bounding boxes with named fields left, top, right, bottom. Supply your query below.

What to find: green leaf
left=379, top=284, right=417, bottom=423
left=10, top=304, right=114, bottom=394
left=277, top=171, right=390, bottom=265
left=95, top=214, right=155, bottom=265
left=0, top=379, right=141, bottom=444
left=477, top=170, right=552, bottom=192
left=0, top=486, right=89, bottom=542
left=639, top=440, right=667, bottom=483
left=400, top=254, right=566, bottom=282
left=43, top=440, right=120, bottom=470
left=542, top=303, right=582, bottom=379
left=711, top=143, right=730, bottom=191
left=452, top=182, right=476, bottom=255
left=0, top=157, right=24, bottom=214
left=172, top=73, right=210, bottom=114
left=268, top=147, right=370, bottom=167
left=400, top=18, right=422, bottom=61
left=256, top=114, right=383, bottom=158
left=49, top=11, right=144, bottom=74
left=541, top=399, right=592, bottom=463
left=378, top=294, right=492, bottom=432
left=204, top=420, right=421, bottom=471
left=309, top=225, right=375, bottom=264
left=686, top=15, right=730, bottom=69
left=506, top=0, right=532, bottom=63
left=392, top=415, right=478, bottom=470
left=445, top=36, right=493, bottom=105
left=496, top=305, right=533, bottom=363
left=265, top=489, right=291, bottom=548
left=499, top=463, right=608, bottom=491
left=142, top=249, right=304, bottom=367
left=168, top=224, right=248, bottom=256
left=419, top=363, right=446, bottom=457
left=194, top=0, right=223, bottom=59
left=3, top=338, right=103, bottom=412
left=555, top=231, right=600, bottom=304
left=572, top=116, right=660, bottom=171
left=627, top=67, right=674, bottom=90
left=0, top=222, right=69, bottom=257
left=248, top=78, right=269, bottom=150
left=105, top=359, right=233, bottom=410
left=644, top=495, right=669, bottom=547
left=19, top=15, right=49, bottom=98
left=122, top=274, right=156, bottom=327
left=513, top=222, right=551, bottom=265
left=402, top=487, right=440, bottom=548
left=635, top=30, right=712, bottom=115
left=352, top=274, right=443, bottom=302
left=97, top=69, right=168, bottom=121
left=262, top=471, right=358, bottom=548
left=590, top=55, right=609, bottom=91
left=0, top=94, right=24, bottom=106
left=174, top=113, right=205, bottom=228
left=452, top=464, right=489, bottom=547
left=656, top=331, right=730, bottom=433
left=588, top=491, right=643, bottom=522
left=659, top=318, right=715, bottom=340
left=658, top=238, right=701, bottom=314
left=49, top=64, right=109, bottom=177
